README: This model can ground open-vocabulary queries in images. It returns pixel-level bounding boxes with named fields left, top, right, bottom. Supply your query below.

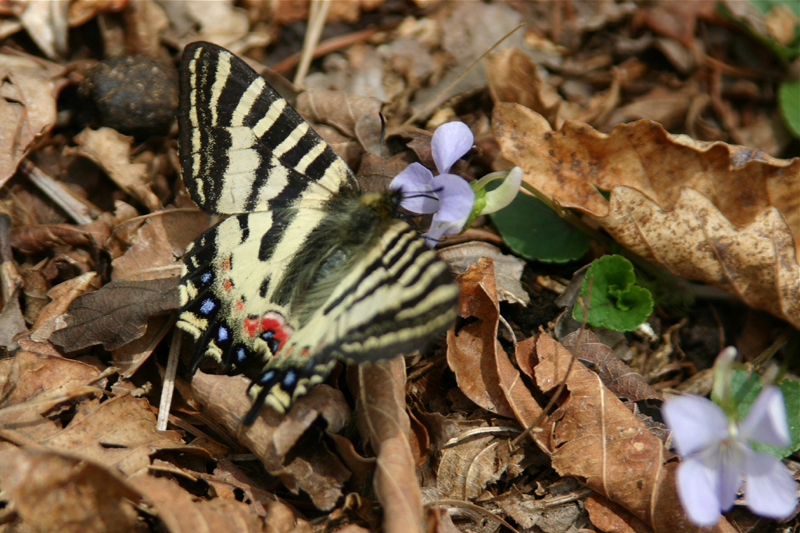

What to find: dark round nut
left=79, top=55, right=178, bottom=137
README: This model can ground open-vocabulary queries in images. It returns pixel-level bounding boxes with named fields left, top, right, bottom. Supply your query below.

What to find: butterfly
left=176, top=42, right=460, bottom=424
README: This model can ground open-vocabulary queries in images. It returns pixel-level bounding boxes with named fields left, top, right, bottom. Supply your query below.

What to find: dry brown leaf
left=190, top=372, right=351, bottom=510
left=585, top=494, right=653, bottom=533
left=493, top=104, right=800, bottom=328
left=447, top=257, right=515, bottom=417
left=356, top=357, right=423, bottom=533
left=10, top=223, right=92, bottom=254
left=68, top=0, right=127, bottom=27
left=0, top=251, right=28, bottom=350
left=68, top=127, right=162, bottom=212
left=295, top=90, right=382, bottom=153
left=0, top=447, right=141, bottom=533
left=17, top=0, right=68, bottom=59
left=30, top=271, right=96, bottom=342
left=132, top=475, right=262, bottom=533
left=0, top=351, right=103, bottom=439
left=35, top=394, right=187, bottom=475
left=112, top=210, right=207, bottom=281
left=485, top=47, right=561, bottom=129
left=436, top=435, right=509, bottom=501
left=561, top=330, right=663, bottom=402
left=51, top=277, right=179, bottom=352
left=181, top=0, right=250, bottom=49
left=0, top=52, right=66, bottom=186
left=495, top=335, right=544, bottom=429
left=440, top=242, right=530, bottom=305
left=112, top=314, right=173, bottom=377
left=533, top=333, right=736, bottom=533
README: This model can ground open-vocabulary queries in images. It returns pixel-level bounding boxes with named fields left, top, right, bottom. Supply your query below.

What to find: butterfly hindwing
left=245, top=220, right=459, bottom=418
left=179, top=41, right=359, bottom=214
left=177, top=41, right=460, bottom=424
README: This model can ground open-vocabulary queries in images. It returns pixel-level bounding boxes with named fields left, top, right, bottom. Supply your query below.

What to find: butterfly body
left=176, top=42, right=459, bottom=423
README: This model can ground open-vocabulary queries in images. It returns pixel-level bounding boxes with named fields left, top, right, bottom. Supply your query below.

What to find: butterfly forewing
left=177, top=41, right=459, bottom=424
left=179, top=42, right=359, bottom=214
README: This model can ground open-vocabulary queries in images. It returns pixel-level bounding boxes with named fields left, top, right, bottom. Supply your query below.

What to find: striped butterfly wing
left=176, top=41, right=460, bottom=424
left=179, top=41, right=360, bottom=214
left=245, top=220, right=459, bottom=421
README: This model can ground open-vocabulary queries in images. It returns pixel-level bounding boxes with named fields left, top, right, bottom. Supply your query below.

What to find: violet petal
left=740, top=386, right=791, bottom=447
left=662, top=394, right=728, bottom=457
left=676, top=455, right=724, bottom=526
left=390, top=162, right=439, bottom=214
left=744, top=448, right=798, bottom=519
left=431, top=122, right=473, bottom=174
left=430, top=174, right=475, bottom=223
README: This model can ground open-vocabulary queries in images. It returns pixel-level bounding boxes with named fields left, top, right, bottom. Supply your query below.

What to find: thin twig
left=401, top=22, right=525, bottom=128
left=294, top=0, right=332, bottom=86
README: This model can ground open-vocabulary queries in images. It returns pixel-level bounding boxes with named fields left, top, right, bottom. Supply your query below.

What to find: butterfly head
left=359, top=189, right=406, bottom=221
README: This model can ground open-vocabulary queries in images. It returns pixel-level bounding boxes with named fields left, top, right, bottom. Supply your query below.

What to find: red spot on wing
left=234, top=299, right=244, bottom=311
left=243, top=317, right=258, bottom=337
left=223, top=279, right=233, bottom=291
left=241, top=312, right=294, bottom=350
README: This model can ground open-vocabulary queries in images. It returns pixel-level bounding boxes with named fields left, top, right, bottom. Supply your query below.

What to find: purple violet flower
left=662, top=386, right=797, bottom=526
left=390, top=121, right=476, bottom=245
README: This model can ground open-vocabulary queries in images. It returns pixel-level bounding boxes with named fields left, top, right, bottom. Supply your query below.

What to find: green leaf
left=717, top=1, right=800, bottom=60
left=572, top=255, right=654, bottom=331
left=728, top=370, right=800, bottom=459
left=489, top=191, right=590, bottom=263
left=779, top=80, right=800, bottom=140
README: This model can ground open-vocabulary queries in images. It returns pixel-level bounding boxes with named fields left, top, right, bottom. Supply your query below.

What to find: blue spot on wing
left=218, top=326, right=229, bottom=342
left=258, top=370, right=276, bottom=386
left=199, top=298, right=216, bottom=315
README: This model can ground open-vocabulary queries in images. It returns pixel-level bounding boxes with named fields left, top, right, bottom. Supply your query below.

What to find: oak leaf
left=493, top=104, right=800, bottom=328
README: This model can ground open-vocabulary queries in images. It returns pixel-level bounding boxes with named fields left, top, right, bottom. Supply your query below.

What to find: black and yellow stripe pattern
left=176, top=42, right=459, bottom=424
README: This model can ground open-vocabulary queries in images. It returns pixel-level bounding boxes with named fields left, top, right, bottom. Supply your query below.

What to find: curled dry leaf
left=493, top=104, right=800, bottom=328
left=485, top=47, right=561, bottom=129
left=441, top=242, right=530, bottom=305
left=447, top=257, right=515, bottom=418
left=0, top=52, right=67, bottom=187
left=68, top=0, right=127, bottom=27
left=0, top=351, right=103, bottom=438
left=295, top=90, right=383, bottom=155
left=112, top=314, right=173, bottom=377
left=533, top=333, right=735, bottom=533
left=131, top=475, right=262, bottom=533
left=356, top=356, right=424, bottom=533
left=50, top=277, right=180, bottom=352
left=437, top=435, right=511, bottom=501
left=111, top=209, right=208, bottom=281
left=68, top=127, right=162, bottom=212
left=38, top=394, right=187, bottom=475
left=190, top=372, right=350, bottom=511
left=561, top=330, right=663, bottom=402
left=0, top=447, right=141, bottom=533
left=30, top=271, right=96, bottom=342
left=10, top=223, right=93, bottom=255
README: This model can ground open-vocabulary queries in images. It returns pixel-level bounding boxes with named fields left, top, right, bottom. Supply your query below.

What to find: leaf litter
left=0, top=1, right=799, bottom=533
